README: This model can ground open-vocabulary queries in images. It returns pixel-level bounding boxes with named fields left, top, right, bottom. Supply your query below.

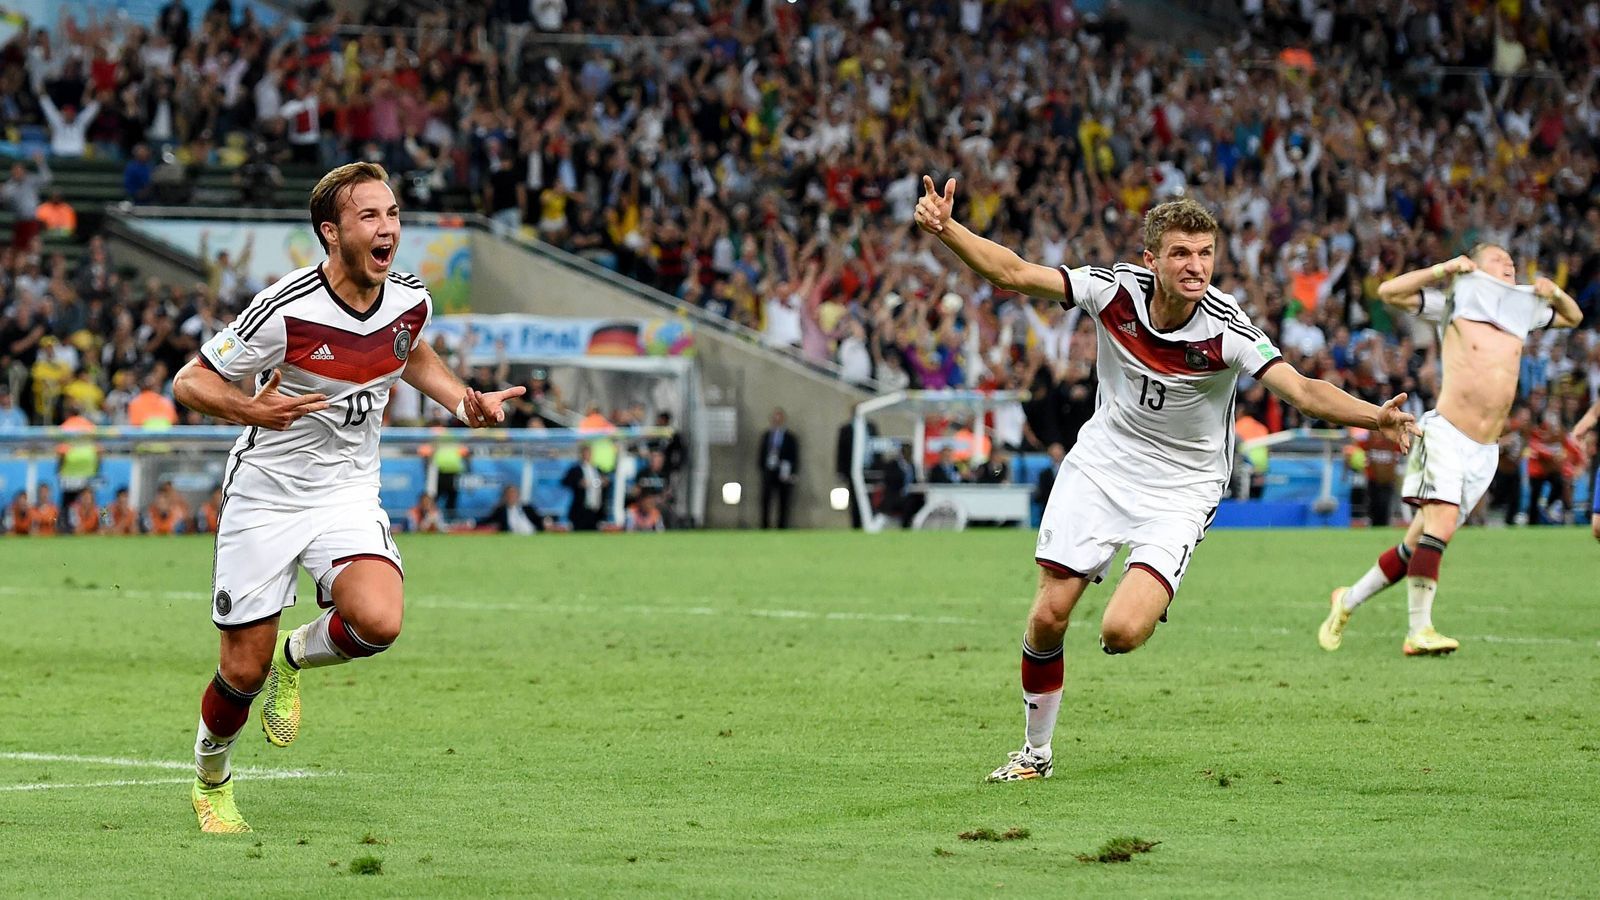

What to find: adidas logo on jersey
left=1118, top=321, right=1139, bottom=337
left=310, top=343, right=336, bottom=360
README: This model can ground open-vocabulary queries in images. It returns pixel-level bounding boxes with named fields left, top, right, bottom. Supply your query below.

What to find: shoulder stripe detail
left=1200, top=297, right=1265, bottom=340
left=1222, top=318, right=1260, bottom=339
left=240, top=280, right=323, bottom=342
left=235, top=271, right=318, bottom=337
left=387, top=272, right=425, bottom=288
left=1086, top=266, right=1114, bottom=283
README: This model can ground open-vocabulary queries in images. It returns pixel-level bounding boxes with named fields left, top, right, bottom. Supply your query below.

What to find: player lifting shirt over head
left=912, top=175, right=1420, bottom=783
left=173, top=162, right=526, bottom=833
left=1320, top=244, right=1581, bottom=656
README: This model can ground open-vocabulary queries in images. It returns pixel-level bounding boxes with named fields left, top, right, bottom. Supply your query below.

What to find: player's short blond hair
left=1469, top=242, right=1510, bottom=263
left=309, top=162, right=390, bottom=252
left=1142, top=198, right=1219, bottom=254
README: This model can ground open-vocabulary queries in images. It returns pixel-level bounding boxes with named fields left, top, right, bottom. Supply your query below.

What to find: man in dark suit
left=562, top=444, right=609, bottom=531
left=880, top=444, right=922, bottom=528
left=929, top=447, right=964, bottom=484
left=478, top=484, right=547, bottom=534
left=759, top=407, right=800, bottom=528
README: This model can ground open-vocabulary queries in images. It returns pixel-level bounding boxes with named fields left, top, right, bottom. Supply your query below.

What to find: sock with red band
left=1342, top=543, right=1413, bottom=611
left=288, top=610, right=390, bottom=669
left=1020, top=638, right=1064, bottom=755
left=195, top=671, right=259, bottom=786
left=1406, top=534, right=1447, bottom=634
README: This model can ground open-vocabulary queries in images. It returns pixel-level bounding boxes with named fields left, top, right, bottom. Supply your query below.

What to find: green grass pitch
left=2, top=529, right=1597, bottom=897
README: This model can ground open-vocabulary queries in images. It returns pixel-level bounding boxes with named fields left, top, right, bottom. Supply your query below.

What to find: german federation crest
left=393, top=327, right=412, bottom=361
left=1185, top=347, right=1208, bottom=370
left=214, top=590, right=232, bottom=616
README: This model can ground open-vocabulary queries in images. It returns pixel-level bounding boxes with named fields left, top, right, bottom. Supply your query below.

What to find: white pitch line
left=0, top=772, right=327, bottom=793
left=2, top=585, right=1592, bottom=648
left=0, top=751, right=327, bottom=778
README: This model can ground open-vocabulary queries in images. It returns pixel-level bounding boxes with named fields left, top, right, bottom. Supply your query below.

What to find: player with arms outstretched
left=1320, top=245, right=1581, bottom=655
left=913, top=177, right=1420, bottom=782
left=173, top=162, right=524, bottom=833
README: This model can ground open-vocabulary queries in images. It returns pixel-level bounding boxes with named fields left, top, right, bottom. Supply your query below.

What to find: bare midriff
left=1435, top=318, right=1525, bottom=444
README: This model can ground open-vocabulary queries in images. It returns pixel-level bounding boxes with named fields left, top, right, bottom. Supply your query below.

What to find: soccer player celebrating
left=913, top=176, right=1420, bottom=783
left=1321, top=245, right=1582, bottom=655
left=173, top=162, right=524, bottom=833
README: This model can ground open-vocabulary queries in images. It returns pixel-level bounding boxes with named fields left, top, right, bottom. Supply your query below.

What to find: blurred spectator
left=31, top=485, right=59, bottom=535
left=880, top=444, right=923, bottom=528
left=144, top=481, right=189, bottom=534
left=0, top=390, right=27, bottom=432
left=38, top=94, right=100, bottom=158
left=55, top=405, right=98, bottom=506
left=562, top=444, right=607, bottom=531
left=106, top=488, right=139, bottom=535
left=67, top=488, right=99, bottom=535
left=479, top=483, right=547, bottom=534
left=625, top=489, right=666, bottom=532
left=409, top=493, right=446, bottom=533
left=128, top=374, right=179, bottom=429
left=2, top=153, right=50, bottom=250
left=196, top=486, right=223, bottom=534
left=149, top=149, right=194, bottom=204
left=235, top=143, right=284, bottom=207
left=929, top=447, right=964, bottom=484
left=198, top=232, right=253, bottom=304
left=418, top=433, right=468, bottom=515
left=34, top=190, right=76, bottom=238
left=124, top=144, right=155, bottom=203
left=632, top=449, right=672, bottom=506
left=974, top=448, right=1011, bottom=484
left=5, top=490, right=31, bottom=535
left=1234, top=406, right=1272, bottom=500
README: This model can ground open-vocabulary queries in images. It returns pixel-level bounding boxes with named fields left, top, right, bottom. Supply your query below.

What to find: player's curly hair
left=309, top=162, right=391, bottom=252
left=1142, top=198, right=1219, bottom=254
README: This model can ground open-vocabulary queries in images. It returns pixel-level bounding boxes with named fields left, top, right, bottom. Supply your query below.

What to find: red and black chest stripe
left=284, top=300, right=427, bottom=384
left=1097, top=288, right=1226, bottom=376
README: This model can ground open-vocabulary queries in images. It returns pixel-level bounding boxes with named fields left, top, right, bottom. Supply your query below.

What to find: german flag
left=586, top=321, right=641, bottom=356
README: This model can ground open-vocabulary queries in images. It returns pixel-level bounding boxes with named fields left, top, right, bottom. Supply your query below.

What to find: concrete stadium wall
left=103, top=217, right=207, bottom=288
left=469, top=233, right=871, bottom=529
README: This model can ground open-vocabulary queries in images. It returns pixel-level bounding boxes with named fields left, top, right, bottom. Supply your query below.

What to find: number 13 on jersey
left=1137, top=375, right=1167, bottom=411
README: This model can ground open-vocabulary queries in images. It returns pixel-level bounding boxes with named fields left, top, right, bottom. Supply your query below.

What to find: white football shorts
left=1402, top=410, right=1498, bottom=526
left=210, top=467, right=403, bottom=629
left=1034, top=461, right=1214, bottom=602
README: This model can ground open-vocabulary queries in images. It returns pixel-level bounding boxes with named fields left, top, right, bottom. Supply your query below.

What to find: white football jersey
left=1417, top=271, right=1559, bottom=340
left=200, top=265, right=432, bottom=507
left=1059, top=263, right=1282, bottom=504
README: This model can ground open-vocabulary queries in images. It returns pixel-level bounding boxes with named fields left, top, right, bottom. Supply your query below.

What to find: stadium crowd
left=2, top=0, right=1599, bottom=524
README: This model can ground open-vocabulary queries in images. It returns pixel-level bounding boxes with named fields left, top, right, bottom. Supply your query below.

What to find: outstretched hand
left=1377, top=393, right=1421, bottom=453
left=247, top=370, right=329, bottom=431
left=461, top=385, right=527, bottom=428
left=914, top=175, right=957, bottom=236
